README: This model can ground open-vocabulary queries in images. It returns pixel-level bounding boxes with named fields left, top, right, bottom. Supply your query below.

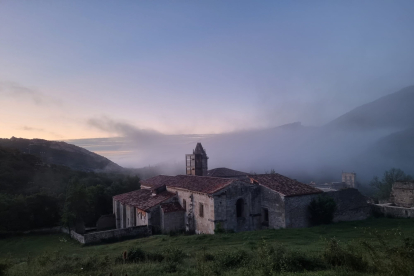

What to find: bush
left=214, top=222, right=226, bottom=234
left=0, top=261, right=9, bottom=276
left=214, top=249, right=249, bottom=270
left=308, top=195, right=337, bottom=225
left=254, top=240, right=325, bottom=274
left=126, top=247, right=146, bottom=262
left=163, top=247, right=186, bottom=263
left=323, top=238, right=368, bottom=272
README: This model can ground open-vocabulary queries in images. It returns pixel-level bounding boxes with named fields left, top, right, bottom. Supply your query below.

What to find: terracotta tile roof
left=141, top=175, right=235, bottom=194
left=161, top=202, right=185, bottom=213
left=249, top=174, right=323, bottom=197
left=141, top=175, right=174, bottom=188
left=207, top=167, right=248, bottom=178
left=113, top=189, right=175, bottom=211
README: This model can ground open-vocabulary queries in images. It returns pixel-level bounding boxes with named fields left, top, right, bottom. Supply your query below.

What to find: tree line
left=0, top=146, right=139, bottom=231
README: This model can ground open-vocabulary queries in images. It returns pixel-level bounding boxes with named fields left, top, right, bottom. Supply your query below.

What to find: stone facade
left=165, top=181, right=262, bottom=234
left=391, top=182, right=414, bottom=208
left=342, top=172, right=356, bottom=188
left=327, top=189, right=371, bottom=222
left=212, top=182, right=261, bottom=233
left=111, top=144, right=371, bottom=237
left=260, top=186, right=285, bottom=228
left=263, top=188, right=370, bottom=229
left=161, top=208, right=185, bottom=233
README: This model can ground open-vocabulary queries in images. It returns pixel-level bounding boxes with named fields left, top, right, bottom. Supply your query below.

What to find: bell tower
left=186, top=143, right=208, bottom=176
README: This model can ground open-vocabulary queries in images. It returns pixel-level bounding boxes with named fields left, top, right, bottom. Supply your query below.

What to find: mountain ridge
left=0, top=137, right=123, bottom=172
left=325, top=85, right=414, bottom=131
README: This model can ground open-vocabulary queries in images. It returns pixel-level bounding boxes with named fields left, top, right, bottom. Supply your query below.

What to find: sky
left=1, top=0, right=414, bottom=140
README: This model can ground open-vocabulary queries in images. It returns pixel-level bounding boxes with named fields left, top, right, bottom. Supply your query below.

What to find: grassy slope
left=1, top=218, right=414, bottom=261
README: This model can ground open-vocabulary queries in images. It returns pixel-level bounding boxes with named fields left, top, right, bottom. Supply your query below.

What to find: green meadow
left=1, top=218, right=414, bottom=276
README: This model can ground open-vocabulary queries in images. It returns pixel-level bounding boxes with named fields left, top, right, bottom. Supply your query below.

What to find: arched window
left=236, top=198, right=244, bottom=218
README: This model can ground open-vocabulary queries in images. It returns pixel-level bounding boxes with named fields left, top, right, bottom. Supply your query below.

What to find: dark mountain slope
left=0, top=137, right=123, bottom=172
left=356, top=127, right=414, bottom=177
left=326, top=85, right=414, bottom=131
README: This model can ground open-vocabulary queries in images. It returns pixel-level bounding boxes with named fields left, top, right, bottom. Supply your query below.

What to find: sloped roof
left=207, top=167, right=248, bottom=178
left=141, top=175, right=235, bottom=194
left=161, top=202, right=185, bottom=213
left=113, top=189, right=175, bottom=211
left=249, top=174, right=323, bottom=197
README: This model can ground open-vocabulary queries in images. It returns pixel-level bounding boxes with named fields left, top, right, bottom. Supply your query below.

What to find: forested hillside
left=0, top=146, right=139, bottom=231
left=0, top=137, right=123, bottom=172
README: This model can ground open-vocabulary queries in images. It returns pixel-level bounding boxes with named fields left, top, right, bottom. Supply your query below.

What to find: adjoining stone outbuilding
left=390, top=182, right=414, bottom=208
left=113, top=143, right=371, bottom=234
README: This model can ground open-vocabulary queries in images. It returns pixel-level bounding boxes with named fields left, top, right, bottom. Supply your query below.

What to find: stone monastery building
left=113, top=143, right=369, bottom=234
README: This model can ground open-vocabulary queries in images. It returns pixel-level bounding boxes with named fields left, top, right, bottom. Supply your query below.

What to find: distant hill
left=357, top=127, right=414, bottom=176
left=0, top=137, right=123, bottom=172
left=326, top=85, right=414, bottom=131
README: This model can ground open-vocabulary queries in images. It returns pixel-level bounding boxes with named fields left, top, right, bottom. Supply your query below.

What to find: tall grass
left=2, top=219, right=414, bottom=276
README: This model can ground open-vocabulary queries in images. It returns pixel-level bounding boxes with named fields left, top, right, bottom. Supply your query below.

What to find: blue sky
left=1, top=1, right=414, bottom=139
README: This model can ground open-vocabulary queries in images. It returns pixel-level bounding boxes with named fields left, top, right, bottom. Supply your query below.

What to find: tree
left=308, top=195, right=337, bottom=225
left=370, top=168, right=413, bottom=200
left=61, top=183, right=88, bottom=228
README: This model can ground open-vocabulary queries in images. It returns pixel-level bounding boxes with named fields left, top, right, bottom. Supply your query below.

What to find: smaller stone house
left=390, top=182, right=414, bottom=208
left=113, top=186, right=182, bottom=233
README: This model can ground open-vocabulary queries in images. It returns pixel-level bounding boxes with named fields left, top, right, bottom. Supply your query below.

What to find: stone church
left=113, top=143, right=370, bottom=234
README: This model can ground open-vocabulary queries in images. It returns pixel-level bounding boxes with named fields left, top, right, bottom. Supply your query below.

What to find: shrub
left=214, top=222, right=226, bottom=234
left=126, top=247, right=146, bottom=262
left=163, top=247, right=186, bottom=263
left=0, top=261, right=9, bottom=276
left=308, top=195, right=337, bottom=225
left=254, top=240, right=325, bottom=274
left=214, top=249, right=250, bottom=270
left=323, top=238, right=368, bottom=272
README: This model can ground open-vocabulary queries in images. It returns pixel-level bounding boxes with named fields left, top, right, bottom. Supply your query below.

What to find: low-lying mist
left=70, top=86, right=414, bottom=186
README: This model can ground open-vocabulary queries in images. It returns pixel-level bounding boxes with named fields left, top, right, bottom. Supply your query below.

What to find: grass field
left=1, top=218, right=414, bottom=276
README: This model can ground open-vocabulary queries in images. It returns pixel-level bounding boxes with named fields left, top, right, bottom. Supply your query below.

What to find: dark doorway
left=262, top=208, right=269, bottom=226
left=236, top=198, right=244, bottom=218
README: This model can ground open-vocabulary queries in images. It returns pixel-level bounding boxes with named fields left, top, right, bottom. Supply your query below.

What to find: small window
left=183, top=199, right=187, bottom=211
left=199, top=203, right=204, bottom=217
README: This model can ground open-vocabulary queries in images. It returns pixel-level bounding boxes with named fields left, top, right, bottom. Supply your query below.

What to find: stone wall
left=114, top=199, right=121, bottom=229
left=326, top=189, right=371, bottom=222
left=284, top=194, right=319, bottom=228
left=61, top=227, right=85, bottom=244
left=168, top=187, right=215, bottom=234
left=342, top=172, right=356, bottom=188
left=215, top=182, right=261, bottom=233
left=135, top=209, right=149, bottom=227
left=391, top=182, right=414, bottom=208
left=161, top=210, right=185, bottom=233
left=373, top=204, right=414, bottom=218
left=260, top=186, right=286, bottom=229
left=283, top=188, right=370, bottom=228
left=63, top=226, right=152, bottom=244
left=126, top=205, right=136, bottom=228
left=147, top=197, right=176, bottom=233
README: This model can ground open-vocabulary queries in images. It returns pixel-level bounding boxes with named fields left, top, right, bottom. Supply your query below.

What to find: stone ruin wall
left=391, top=182, right=414, bottom=208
